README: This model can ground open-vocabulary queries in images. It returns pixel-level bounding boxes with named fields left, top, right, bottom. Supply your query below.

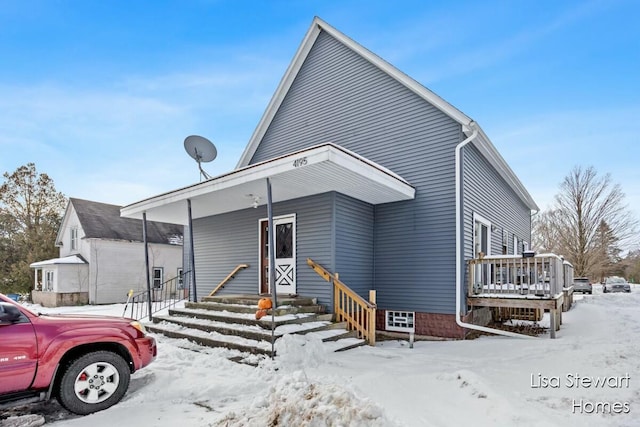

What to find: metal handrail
left=125, top=269, right=191, bottom=321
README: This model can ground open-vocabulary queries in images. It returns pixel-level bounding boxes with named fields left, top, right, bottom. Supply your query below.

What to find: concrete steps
left=146, top=294, right=366, bottom=358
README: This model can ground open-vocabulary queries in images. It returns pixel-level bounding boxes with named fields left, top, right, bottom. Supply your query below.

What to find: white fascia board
left=123, top=143, right=414, bottom=220
left=30, top=255, right=87, bottom=268
left=315, top=17, right=473, bottom=127
left=327, top=148, right=414, bottom=198
left=236, top=17, right=474, bottom=169
left=236, top=19, right=322, bottom=169
left=54, top=200, right=73, bottom=247
left=471, top=128, right=539, bottom=211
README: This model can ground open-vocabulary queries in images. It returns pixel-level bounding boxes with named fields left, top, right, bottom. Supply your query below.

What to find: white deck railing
left=468, top=253, right=565, bottom=299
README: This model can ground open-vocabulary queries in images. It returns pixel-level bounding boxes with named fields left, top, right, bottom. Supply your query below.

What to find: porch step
left=151, top=314, right=335, bottom=342
left=167, top=307, right=332, bottom=329
left=186, top=301, right=326, bottom=316
left=146, top=296, right=366, bottom=358
left=201, top=294, right=318, bottom=307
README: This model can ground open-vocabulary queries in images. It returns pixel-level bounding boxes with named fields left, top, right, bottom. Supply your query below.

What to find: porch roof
left=30, top=255, right=88, bottom=268
left=121, top=143, right=415, bottom=224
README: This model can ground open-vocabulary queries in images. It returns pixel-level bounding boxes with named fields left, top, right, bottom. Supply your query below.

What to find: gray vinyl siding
left=192, top=193, right=334, bottom=308
left=248, top=29, right=462, bottom=314
left=334, top=193, right=374, bottom=298
left=461, top=143, right=531, bottom=261
left=460, top=145, right=531, bottom=313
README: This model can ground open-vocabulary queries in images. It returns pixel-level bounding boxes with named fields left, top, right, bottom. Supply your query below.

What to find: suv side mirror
left=0, top=302, right=23, bottom=325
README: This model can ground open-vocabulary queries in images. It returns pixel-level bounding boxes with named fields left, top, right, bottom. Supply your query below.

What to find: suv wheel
left=57, top=351, right=131, bottom=415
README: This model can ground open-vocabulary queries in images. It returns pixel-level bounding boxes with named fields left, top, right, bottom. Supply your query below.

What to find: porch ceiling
left=121, top=143, right=415, bottom=225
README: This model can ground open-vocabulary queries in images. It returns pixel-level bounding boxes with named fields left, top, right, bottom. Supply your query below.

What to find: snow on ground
left=3, top=285, right=640, bottom=427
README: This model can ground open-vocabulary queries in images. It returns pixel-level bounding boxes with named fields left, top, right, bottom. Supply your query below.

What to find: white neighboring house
left=30, top=198, right=184, bottom=307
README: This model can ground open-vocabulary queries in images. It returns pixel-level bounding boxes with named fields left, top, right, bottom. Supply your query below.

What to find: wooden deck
left=467, top=253, right=570, bottom=338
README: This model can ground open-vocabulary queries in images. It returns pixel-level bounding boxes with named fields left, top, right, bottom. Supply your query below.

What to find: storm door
left=259, top=215, right=296, bottom=295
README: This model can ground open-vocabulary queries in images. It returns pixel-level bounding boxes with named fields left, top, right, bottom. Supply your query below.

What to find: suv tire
left=57, top=351, right=131, bottom=415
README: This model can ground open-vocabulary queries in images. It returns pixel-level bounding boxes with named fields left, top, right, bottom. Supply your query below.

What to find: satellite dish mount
left=184, top=135, right=217, bottom=181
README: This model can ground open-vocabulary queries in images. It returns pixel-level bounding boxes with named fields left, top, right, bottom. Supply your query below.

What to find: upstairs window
left=70, top=227, right=78, bottom=251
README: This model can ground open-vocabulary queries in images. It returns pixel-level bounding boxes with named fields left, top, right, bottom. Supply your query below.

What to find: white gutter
left=455, top=122, right=535, bottom=339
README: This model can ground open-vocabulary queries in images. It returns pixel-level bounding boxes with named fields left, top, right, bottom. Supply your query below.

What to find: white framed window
left=473, top=213, right=491, bottom=258
left=45, top=271, right=54, bottom=291
left=513, top=235, right=520, bottom=255
left=152, top=267, right=164, bottom=289
left=386, top=311, right=415, bottom=332
left=70, top=227, right=78, bottom=251
left=177, top=268, right=184, bottom=289
left=502, top=229, right=508, bottom=255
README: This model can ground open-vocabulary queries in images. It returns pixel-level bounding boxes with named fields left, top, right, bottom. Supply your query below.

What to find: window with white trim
left=70, top=227, right=78, bottom=251
left=502, top=229, right=508, bottom=255
left=177, top=268, right=184, bottom=289
left=152, top=267, right=164, bottom=289
left=386, top=311, right=415, bottom=332
left=45, top=271, right=54, bottom=291
left=473, top=213, right=492, bottom=286
left=473, top=213, right=491, bottom=258
left=513, top=235, right=519, bottom=255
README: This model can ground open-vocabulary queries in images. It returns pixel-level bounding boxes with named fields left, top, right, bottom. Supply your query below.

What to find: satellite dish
left=184, top=135, right=217, bottom=180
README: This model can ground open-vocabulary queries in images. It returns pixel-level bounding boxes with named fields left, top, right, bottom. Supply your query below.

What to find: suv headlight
left=130, top=321, right=148, bottom=335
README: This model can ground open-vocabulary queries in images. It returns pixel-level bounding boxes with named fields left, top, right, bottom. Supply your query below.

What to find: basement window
left=386, top=311, right=415, bottom=332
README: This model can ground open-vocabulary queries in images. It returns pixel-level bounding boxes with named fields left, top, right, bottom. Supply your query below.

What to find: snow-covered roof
left=30, top=254, right=88, bottom=268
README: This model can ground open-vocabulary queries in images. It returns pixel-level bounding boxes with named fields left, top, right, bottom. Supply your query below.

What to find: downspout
left=455, top=122, right=535, bottom=339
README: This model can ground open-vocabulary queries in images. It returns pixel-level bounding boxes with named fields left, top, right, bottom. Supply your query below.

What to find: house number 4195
left=292, top=157, right=307, bottom=167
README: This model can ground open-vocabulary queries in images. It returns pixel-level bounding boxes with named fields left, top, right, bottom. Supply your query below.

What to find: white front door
left=259, top=215, right=296, bottom=295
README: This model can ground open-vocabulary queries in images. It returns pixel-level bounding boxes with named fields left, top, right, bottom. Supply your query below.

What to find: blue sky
left=1, top=0, right=638, bottom=217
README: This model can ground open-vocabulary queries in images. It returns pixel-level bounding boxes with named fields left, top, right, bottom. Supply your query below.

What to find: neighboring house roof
left=235, top=16, right=538, bottom=211
left=30, top=254, right=87, bottom=268
left=58, top=198, right=183, bottom=245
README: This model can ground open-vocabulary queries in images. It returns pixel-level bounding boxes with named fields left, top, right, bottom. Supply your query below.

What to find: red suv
left=0, top=293, right=156, bottom=415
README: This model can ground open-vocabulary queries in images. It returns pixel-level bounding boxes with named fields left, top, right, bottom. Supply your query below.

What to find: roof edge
left=236, top=16, right=474, bottom=169
left=471, top=128, right=539, bottom=211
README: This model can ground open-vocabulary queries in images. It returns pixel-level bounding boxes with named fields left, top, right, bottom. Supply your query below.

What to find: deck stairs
left=145, top=294, right=366, bottom=360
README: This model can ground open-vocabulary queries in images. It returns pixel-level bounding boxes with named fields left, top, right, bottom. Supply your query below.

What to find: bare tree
left=0, top=163, right=67, bottom=293
left=532, top=209, right=563, bottom=253
left=536, top=165, right=637, bottom=278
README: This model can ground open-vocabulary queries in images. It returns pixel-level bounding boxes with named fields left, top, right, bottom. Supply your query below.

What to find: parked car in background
left=603, top=277, right=631, bottom=293
left=0, top=293, right=156, bottom=415
left=573, top=277, right=593, bottom=294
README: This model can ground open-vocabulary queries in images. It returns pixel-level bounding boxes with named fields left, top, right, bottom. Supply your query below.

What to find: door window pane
left=276, top=223, right=293, bottom=258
